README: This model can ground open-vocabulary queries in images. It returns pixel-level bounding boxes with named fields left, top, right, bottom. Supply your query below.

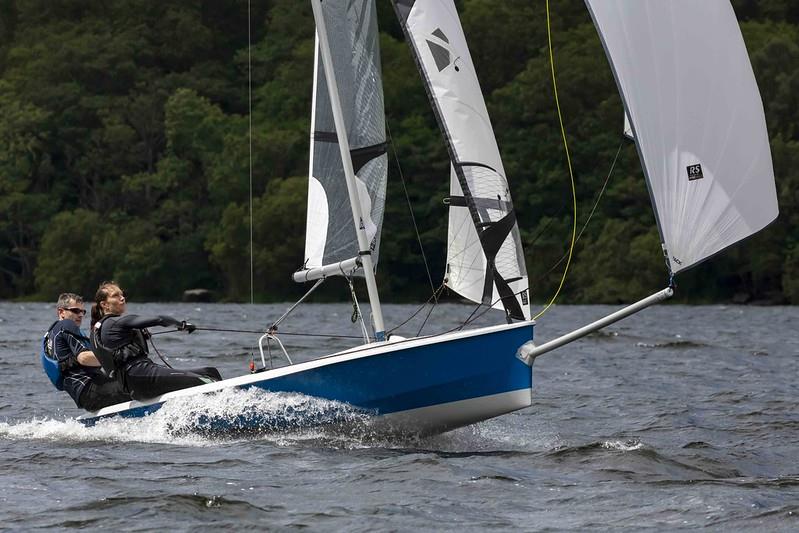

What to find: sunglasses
left=62, top=307, right=87, bottom=316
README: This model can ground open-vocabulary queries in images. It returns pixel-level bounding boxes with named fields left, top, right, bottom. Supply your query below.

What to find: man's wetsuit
left=91, top=314, right=221, bottom=400
left=45, top=319, right=130, bottom=411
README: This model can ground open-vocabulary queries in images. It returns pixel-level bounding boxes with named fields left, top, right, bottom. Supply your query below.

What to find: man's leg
left=79, top=376, right=131, bottom=411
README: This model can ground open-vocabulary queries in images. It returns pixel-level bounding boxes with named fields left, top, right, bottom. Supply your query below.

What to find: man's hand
left=179, top=321, right=196, bottom=334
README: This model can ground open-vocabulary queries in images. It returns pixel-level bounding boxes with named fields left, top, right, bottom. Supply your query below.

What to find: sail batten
left=587, top=0, right=778, bottom=274
left=393, top=0, right=530, bottom=320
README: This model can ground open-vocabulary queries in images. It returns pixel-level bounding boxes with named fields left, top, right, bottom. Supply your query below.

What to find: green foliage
left=34, top=209, right=104, bottom=299
left=783, top=245, right=799, bottom=303
left=0, top=81, right=55, bottom=296
left=565, top=220, right=663, bottom=304
left=206, top=176, right=306, bottom=301
left=1, top=2, right=797, bottom=305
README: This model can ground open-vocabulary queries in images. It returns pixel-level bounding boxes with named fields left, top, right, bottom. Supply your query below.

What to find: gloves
left=179, top=321, right=196, bottom=334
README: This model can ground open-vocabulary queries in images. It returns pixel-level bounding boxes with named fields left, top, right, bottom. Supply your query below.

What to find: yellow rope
left=534, top=0, right=578, bottom=320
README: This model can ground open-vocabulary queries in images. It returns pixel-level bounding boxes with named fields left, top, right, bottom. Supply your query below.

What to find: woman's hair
left=91, top=281, right=119, bottom=328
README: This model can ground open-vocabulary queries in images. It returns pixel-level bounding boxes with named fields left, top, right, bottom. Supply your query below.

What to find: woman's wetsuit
left=91, top=314, right=221, bottom=400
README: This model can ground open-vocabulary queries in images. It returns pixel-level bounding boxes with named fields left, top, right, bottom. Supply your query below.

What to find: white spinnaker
left=586, top=0, right=778, bottom=273
left=395, top=0, right=530, bottom=320
left=302, top=0, right=387, bottom=279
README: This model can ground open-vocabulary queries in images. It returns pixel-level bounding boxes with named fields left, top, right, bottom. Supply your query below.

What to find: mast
left=310, top=0, right=386, bottom=341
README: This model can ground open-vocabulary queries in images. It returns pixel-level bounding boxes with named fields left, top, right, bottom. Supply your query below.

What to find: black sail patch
left=687, top=163, right=704, bottom=181
left=427, top=39, right=451, bottom=71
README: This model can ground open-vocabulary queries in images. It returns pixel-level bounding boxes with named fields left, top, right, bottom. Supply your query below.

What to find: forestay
left=297, top=0, right=387, bottom=282
left=393, top=0, right=530, bottom=320
left=586, top=0, right=779, bottom=273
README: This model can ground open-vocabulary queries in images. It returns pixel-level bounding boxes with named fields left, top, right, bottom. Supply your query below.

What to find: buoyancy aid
left=91, top=315, right=150, bottom=378
left=41, top=320, right=88, bottom=390
left=41, top=334, right=63, bottom=390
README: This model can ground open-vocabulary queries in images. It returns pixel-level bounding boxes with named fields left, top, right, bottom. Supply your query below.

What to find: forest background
left=1, top=0, right=798, bottom=305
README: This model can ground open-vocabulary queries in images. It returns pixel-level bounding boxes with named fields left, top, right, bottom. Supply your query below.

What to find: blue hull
left=79, top=322, right=535, bottom=435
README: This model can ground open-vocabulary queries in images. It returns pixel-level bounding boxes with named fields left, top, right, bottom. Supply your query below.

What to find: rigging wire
left=385, top=121, right=438, bottom=302
left=461, top=288, right=529, bottom=331
left=383, top=120, right=446, bottom=338
left=533, top=0, right=578, bottom=321
left=458, top=302, right=485, bottom=331
left=533, top=141, right=623, bottom=285
left=269, top=278, right=325, bottom=331
left=527, top=204, right=564, bottom=248
left=154, top=326, right=364, bottom=339
left=387, top=285, right=443, bottom=335
left=245, top=0, right=259, bottom=366
left=247, top=0, right=254, bottom=306
left=388, top=283, right=446, bottom=337
left=415, top=284, right=445, bottom=337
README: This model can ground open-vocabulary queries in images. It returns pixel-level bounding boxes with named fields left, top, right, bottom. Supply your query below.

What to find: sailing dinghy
left=78, top=0, right=778, bottom=435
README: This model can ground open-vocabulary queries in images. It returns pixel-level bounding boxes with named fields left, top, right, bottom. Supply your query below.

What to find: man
left=44, top=293, right=130, bottom=411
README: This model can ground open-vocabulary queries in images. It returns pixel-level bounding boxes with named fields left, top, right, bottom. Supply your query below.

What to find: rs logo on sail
left=687, top=164, right=704, bottom=181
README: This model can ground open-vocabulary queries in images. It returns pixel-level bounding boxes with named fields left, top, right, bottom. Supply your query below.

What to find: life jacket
left=41, top=321, right=89, bottom=391
left=91, top=314, right=150, bottom=377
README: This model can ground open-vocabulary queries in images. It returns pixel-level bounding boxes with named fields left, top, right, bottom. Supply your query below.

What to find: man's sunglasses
left=62, top=307, right=87, bottom=316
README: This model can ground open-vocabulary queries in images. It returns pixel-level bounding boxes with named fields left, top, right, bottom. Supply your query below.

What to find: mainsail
left=393, top=0, right=530, bottom=320
left=297, top=0, right=387, bottom=282
left=587, top=0, right=779, bottom=274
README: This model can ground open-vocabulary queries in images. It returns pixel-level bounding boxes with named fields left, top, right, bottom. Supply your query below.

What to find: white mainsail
left=587, top=0, right=779, bottom=273
left=298, top=0, right=387, bottom=282
left=394, top=0, right=530, bottom=320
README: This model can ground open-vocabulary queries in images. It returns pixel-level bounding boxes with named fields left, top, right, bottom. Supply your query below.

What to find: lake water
left=1, top=300, right=797, bottom=530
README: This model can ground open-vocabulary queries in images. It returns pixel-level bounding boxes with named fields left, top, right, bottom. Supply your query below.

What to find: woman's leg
left=124, top=359, right=215, bottom=400
left=182, top=366, right=222, bottom=382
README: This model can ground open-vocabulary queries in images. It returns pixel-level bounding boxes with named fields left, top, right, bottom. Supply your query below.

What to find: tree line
left=1, top=0, right=797, bottom=305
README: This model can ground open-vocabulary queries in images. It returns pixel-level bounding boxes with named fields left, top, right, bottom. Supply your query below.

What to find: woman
left=90, top=281, right=222, bottom=400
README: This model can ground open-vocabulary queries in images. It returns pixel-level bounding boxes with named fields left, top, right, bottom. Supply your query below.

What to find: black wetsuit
left=45, top=319, right=130, bottom=411
left=91, top=314, right=221, bottom=401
